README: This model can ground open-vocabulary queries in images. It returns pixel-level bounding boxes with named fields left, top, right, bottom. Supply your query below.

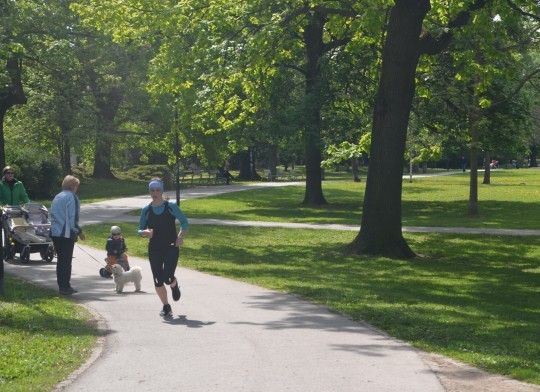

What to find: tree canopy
left=1, top=0, right=540, bottom=257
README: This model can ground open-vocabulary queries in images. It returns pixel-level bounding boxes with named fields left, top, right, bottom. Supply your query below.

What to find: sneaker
left=59, top=287, right=78, bottom=295
left=171, top=280, right=181, bottom=301
left=160, top=304, right=172, bottom=317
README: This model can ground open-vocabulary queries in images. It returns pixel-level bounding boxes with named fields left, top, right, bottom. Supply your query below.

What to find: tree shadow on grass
left=187, top=229, right=539, bottom=378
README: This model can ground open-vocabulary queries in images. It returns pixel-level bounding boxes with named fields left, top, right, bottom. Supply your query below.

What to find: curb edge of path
left=52, top=303, right=108, bottom=392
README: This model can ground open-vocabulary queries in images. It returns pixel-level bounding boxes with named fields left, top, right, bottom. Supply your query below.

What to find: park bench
left=207, top=170, right=228, bottom=185
left=178, top=171, right=194, bottom=187
left=288, top=170, right=304, bottom=180
left=192, top=170, right=204, bottom=185
left=261, top=169, right=296, bottom=181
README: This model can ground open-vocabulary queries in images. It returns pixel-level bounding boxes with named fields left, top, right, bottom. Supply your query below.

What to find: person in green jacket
left=0, top=166, right=30, bottom=206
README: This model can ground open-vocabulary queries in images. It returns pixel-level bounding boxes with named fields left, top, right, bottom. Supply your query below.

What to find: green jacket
left=0, top=178, right=30, bottom=205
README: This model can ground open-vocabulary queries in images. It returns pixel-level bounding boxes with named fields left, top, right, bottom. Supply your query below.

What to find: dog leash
left=76, top=244, right=107, bottom=266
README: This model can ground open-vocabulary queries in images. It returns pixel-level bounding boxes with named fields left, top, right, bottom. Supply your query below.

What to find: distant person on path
left=138, top=177, right=188, bottom=317
left=50, top=175, right=85, bottom=295
left=0, top=166, right=30, bottom=205
left=99, top=225, right=130, bottom=278
left=219, top=161, right=234, bottom=185
left=461, top=156, right=466, bottom=172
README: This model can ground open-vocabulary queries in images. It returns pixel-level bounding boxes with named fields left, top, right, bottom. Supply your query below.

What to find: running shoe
left=171, top=280, right=181, bottom=301
left=160, top=304, right=172, bottom=317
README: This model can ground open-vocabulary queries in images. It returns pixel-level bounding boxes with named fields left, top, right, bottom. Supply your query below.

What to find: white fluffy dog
left=111, top=264, right=142, bottom=293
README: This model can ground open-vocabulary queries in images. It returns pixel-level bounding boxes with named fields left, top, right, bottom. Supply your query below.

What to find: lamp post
left=174, top=105, right=180, bottom=206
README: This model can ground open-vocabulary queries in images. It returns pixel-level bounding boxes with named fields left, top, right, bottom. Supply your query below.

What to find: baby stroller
left=2, top=203, right=55, bottom=263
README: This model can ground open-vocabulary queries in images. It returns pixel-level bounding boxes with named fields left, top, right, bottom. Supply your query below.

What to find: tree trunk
left=268, top=144, right=278, bottom=175
left=348, top=0, right=430, bottom=258
left=237, top=150, right=251, bottom=179
left=93, top=122, right=115, bottom=178
left=87, top=68, right=121, bottom=179
left=58, top=118, right=73, bottom=173
left=0, top=57, right=27, bottom=169
left=482, top=151, right=491, bottom=185
left=468, top=114, right=480, bottom=215
left=352, top=157, right=361, bottom=182
left=530, top=144, right=538, bottom=167
left=0, top=56, right=27, bottom=293
left=237, top=148, right=259, bottom=180
left=302, top=12, right=327, bottom=205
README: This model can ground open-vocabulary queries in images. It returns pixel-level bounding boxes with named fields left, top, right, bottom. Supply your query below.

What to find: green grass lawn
left=167, top=169, right=540, bottom=230
left=0, top=277, right=98, bottom=392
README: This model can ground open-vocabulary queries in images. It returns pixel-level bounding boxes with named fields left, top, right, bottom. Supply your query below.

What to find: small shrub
left=124, top=165, right=173, bottom=188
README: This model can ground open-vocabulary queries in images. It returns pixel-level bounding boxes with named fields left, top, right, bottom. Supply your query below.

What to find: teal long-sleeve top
left=138, top=201, right=188, bottom=236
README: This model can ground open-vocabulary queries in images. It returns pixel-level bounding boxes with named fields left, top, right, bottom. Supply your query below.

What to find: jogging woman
left=138, top=178, right=188, bottom=317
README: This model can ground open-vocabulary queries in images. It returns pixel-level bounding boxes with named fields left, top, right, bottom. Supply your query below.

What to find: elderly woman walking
left=50, top=175, right=85, bottom=295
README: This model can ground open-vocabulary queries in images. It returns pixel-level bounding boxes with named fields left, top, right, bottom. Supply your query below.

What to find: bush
left=5, top=150, right=63, bottom=200
left=123, top=165, right=173, bottom=188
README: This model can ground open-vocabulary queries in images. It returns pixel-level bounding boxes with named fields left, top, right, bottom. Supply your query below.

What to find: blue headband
left=148, top=180, right=164, bottom=191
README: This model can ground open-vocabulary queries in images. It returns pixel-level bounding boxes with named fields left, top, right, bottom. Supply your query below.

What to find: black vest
left=146, top=201, right=177, bottom=249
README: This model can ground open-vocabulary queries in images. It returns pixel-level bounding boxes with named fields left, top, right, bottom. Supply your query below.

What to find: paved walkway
left=4, top=181, right=537, bottom=391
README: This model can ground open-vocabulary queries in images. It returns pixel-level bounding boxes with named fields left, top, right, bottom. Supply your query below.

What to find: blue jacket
left=50, top=190, right=82, bottom=240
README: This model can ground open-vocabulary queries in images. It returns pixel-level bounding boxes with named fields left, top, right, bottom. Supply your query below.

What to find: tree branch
left=491, top=67, right=540, bottom=107
left=419, top=0, right=487, bottom=55
left=312, top=5, right=357, bottom=18
left=506, top=0, right=540, bottom=22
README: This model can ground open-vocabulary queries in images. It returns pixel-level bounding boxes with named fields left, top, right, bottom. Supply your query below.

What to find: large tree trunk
left=302, top=12, right=327, bottom=205
left=90, top=83, right=122, bottom=179
left=348, top=1, right=430, bottom=258
left=237, top=148, right=259, bottom=180
left=268, top=144, right=278, bottom=175
left=0, top=57, right=27, bottom=169
left=0, top=56, right=27, bottom=293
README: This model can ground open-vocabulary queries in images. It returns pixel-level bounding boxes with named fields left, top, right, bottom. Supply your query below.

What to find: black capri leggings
left=148, top=245, right=180, bottom=287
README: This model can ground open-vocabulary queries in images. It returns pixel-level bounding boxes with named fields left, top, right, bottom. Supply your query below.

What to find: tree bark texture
left=468, top=112, right=480, bottom=215
left=90, top=82, right=122, bottom=179
left=349, top=0, right=430, bottom=258
left=0, top=57, right=27, bottom=169
left=238, top=148, right=259, bottom=180
left=302, top=11, right=327, bottom=205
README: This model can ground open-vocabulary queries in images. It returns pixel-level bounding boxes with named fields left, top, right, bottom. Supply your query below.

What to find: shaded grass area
left=0, top=276, right=98, bottom=392
left=176, top=169, right=540, bottom=229
left=82, top=223, right=540, bottom=385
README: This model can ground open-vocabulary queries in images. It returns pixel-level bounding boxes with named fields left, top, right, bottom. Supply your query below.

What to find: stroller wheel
left=40, top=246, right=54, bottom=263
left=3, top=244, right=15, bottom=261
left=20, top=247, right=30, bottom=264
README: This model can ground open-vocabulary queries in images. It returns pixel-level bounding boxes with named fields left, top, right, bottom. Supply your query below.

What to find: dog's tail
left=131, top=266, right=142, bottom=278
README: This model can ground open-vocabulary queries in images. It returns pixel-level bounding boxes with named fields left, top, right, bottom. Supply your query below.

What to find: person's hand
left=175, top=236, right=184, bottom=247
left=141, top=229, right=154, bottom=238
left=79, top=232, right=86, bottom=241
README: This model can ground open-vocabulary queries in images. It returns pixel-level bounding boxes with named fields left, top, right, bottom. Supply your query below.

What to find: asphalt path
left=4, top=178, right=535, bottom=391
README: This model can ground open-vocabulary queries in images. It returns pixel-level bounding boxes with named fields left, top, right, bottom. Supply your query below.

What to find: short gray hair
left=61, top=175, right=80, bottom=190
